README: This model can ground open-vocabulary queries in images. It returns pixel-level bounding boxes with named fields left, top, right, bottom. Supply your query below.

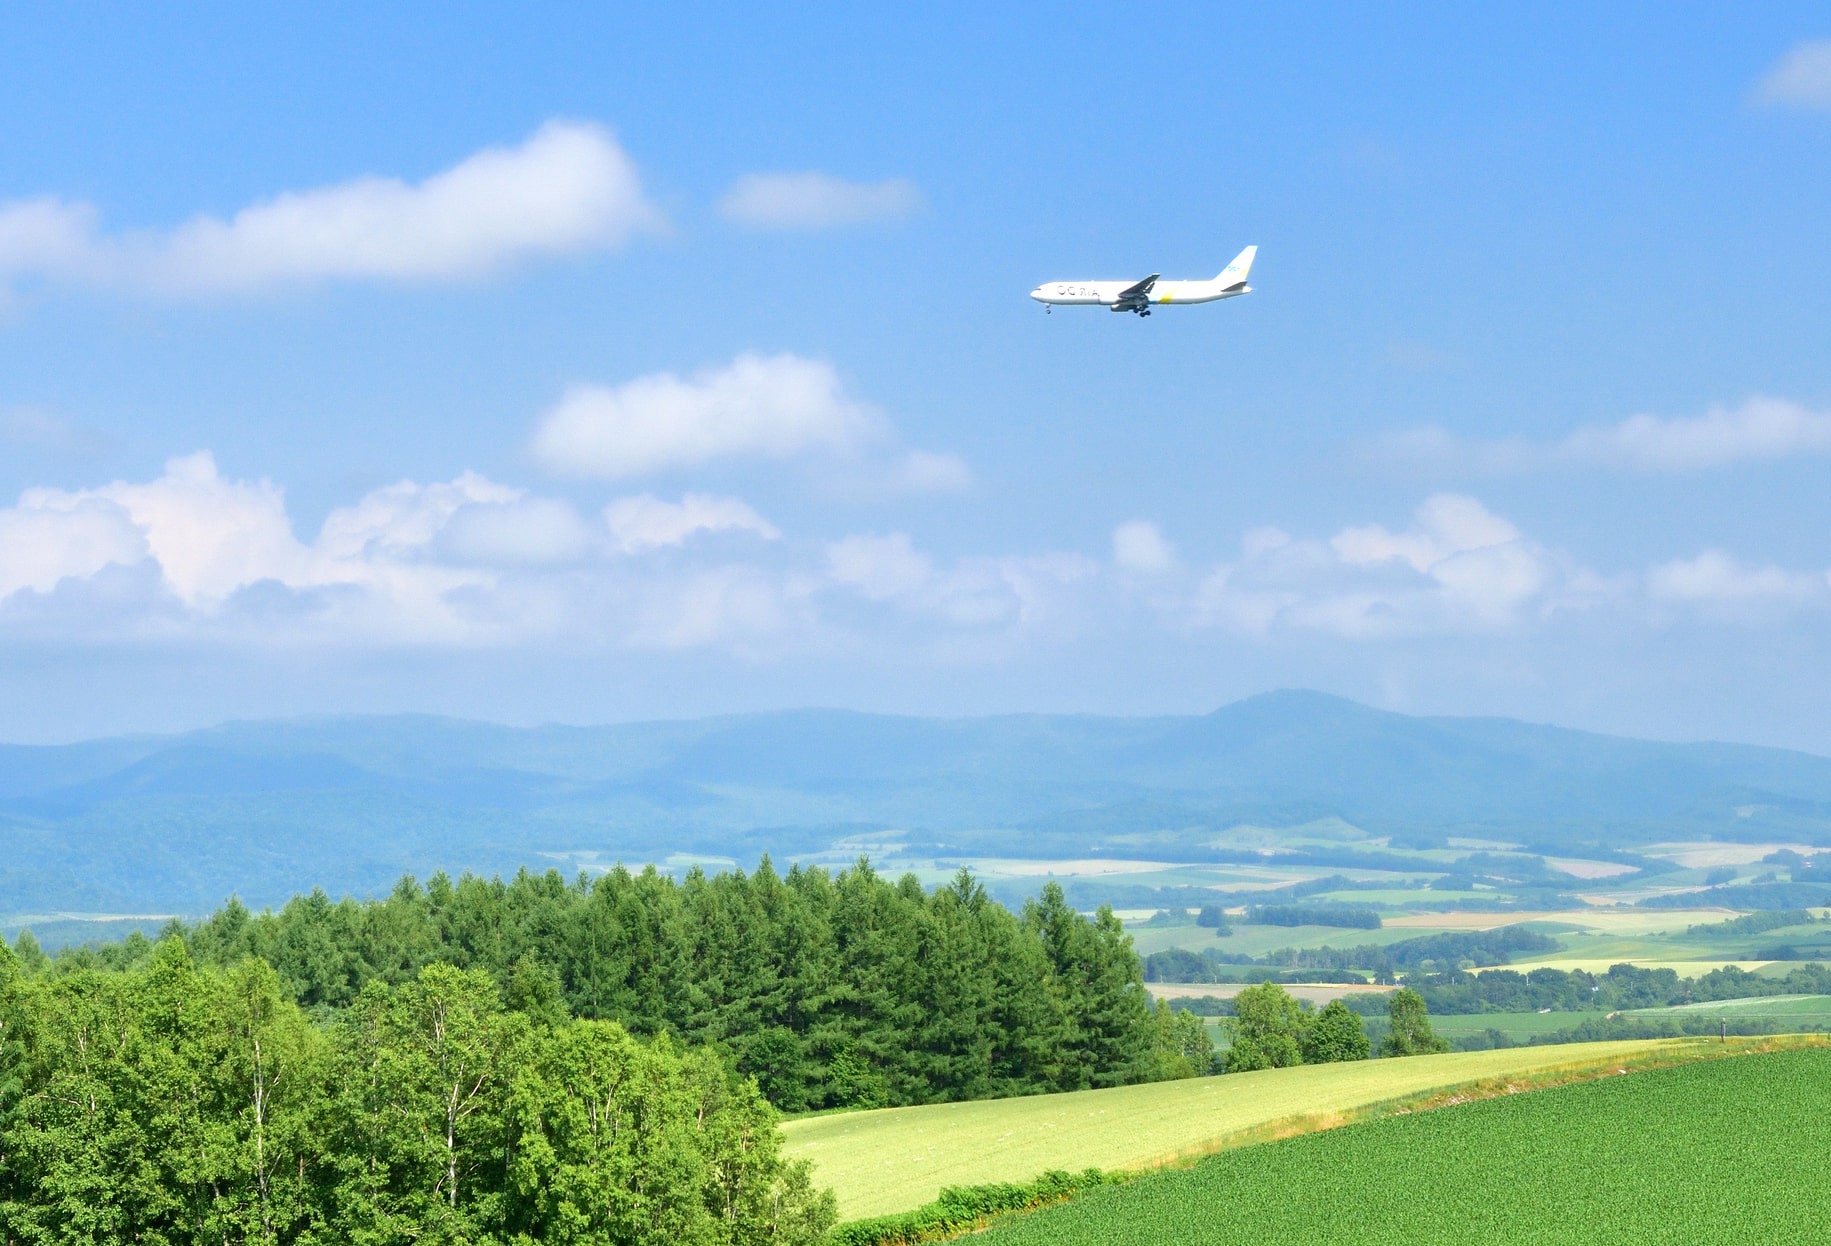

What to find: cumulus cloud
left=530, top=352, right=968, bottom=493
left=1754, top=40, right=1831, bottom=109
left=532, top=353, right=876, bottom=479
left=0, top=455, right=808, bottom=650
left=0, top=121, right=660, bottom=297
left=1112, top=520, right=1177, bottom=574
left=1191, top=494, right=1593, bottom=638
left=718, top=172, right=923, bottom=229
left=604, top=493, right=780, bottom=553
left=1382, top=397, right=1831, bottom=475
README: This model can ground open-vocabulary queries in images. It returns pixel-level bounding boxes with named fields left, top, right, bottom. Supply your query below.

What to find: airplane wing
left=1118, top=273, right=1159, bottom=301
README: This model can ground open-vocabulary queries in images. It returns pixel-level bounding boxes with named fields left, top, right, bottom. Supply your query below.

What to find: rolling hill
left=4, top=690, right=1831, bottom=914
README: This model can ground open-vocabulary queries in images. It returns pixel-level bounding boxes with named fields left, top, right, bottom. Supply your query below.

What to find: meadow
left=974, top=1045, right=1831, bottom=1245
left=780, top=1038, right=1746, bottom=1219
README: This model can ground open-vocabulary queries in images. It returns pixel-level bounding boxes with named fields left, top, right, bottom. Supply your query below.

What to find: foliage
left=829, top=1169, right=1118, bottom=1246
left=1142, top=927, right=1557, bottom=983
left=972, top=1047, right=1831, bottom=1245
left=1298, top=1000, right=1370, bottom=1063
left=26, top=863, right=1169, bottom=1112
left=1224, top=982, right=1306, bottom=1072
left=0, top=942, right=833, bottom=1246
left=1640, top=881, right=1831, bottom=910
left=1356, top=961, right=1831, bottom=1024
left=1193, top=905, right=1231, bottom=934
left=1379, top=988, right=1450, bottom=1057
left=1149, top=1001, right=1216, bottom=1077
left=1685, top=908, right=1820, bottom=937
left=1245, top=904, right=1381, bottom=929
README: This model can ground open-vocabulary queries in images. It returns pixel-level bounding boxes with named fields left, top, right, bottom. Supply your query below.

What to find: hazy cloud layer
left=1383, top=396, right=1831, bottom=474
left=718, top=172, right=924, bottom=229
left=0, top=121, right=659, bottom=297
left=1754, top=40, right=1831, bottom=109
left=1, top=458, right=1821, bottom=653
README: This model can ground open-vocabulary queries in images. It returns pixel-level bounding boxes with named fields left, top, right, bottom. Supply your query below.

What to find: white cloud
left=1192, top=495, right=1589, bottom=638
left=318, top=472, right=522, bottom=565
left=1754, top=40, right=1831, bottom=109
left=0, top=495, right=146, bottom=600
left=604, top=493, right=780, bottom=553
left=0, top=121, right=659, bottom=297
left=825, top=532, right=1097, bottom=630
left=718, top=172, right=923, bottom=229
left=46, top=451, right=316, bottom=604
left=1648, top=551, right=1829, bottom=611
left=1332, top=494, right=1522, bottom=572
left=1112, top=520, right=1177, bottom=574
left=1563, top=397, right=1831, bottom=471
left=827, top=533, right=934, bottom=601
left=438, top=497, right=595, bottom=566
left=1383, top=397, right=1831, bottom=475
left=532, top=353, right=875, bottom=479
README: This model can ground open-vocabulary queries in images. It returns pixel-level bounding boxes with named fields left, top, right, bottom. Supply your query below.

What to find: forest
left=0, top=939, right=834, bottom=1245
left=12, top=861, right=1199, bottom=1112
left=0, top=861, right=1221, bottom=1243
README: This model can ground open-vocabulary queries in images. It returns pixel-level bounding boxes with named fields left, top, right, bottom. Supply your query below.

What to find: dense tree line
left=1345, top=961, right=1831, bottom=1018
left=25, top=862, right=1188, bottom=1112
left=0, top=938, right=832, bottom=1246
left=1142, top=927, right=1560, bottom=983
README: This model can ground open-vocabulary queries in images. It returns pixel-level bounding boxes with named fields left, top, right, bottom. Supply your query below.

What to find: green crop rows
left=976, top=1047, right=1831, bottom=1245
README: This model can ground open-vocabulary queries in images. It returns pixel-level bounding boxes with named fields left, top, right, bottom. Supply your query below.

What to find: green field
left=1626, top=994, right=1831, bottom=1024
left=976, top=1046, right=1831, bottom=1245
left=781, top=1038, right=1738, bottom=1219
left=1426, top=1010, right=1602, bottom=1040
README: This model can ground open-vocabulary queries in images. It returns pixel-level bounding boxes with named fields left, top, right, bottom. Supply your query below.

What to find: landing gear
left=1136, top=306, right=1151, bottom=317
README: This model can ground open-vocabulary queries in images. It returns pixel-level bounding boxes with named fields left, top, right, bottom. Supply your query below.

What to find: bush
left=830, top=1169, right=1118, bottom=1245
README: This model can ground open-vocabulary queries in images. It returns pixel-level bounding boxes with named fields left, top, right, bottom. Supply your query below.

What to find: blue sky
left=2, top=5, right=1830, bottom=748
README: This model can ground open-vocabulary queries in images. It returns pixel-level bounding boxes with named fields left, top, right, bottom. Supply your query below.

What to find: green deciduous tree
left=1381, top=987, right=1452, bottom=1057
left=1299, top=999, right=1371, bottom=1064
left=1225, top=981, right=1307, bottom=1072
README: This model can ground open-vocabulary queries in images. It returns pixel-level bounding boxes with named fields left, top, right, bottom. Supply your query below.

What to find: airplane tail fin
left=1216, top=245, right=1257, bottom=290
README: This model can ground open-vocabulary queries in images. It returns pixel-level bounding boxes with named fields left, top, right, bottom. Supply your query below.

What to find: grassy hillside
left=976, top=1045, right=1831, bottom=1245
left=781, top=1038, right=1752, bottom=1219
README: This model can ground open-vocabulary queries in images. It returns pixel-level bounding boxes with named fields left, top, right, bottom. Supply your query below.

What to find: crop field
left=974, top=1045, right=1831, bottom=1245
left=1427, top=1010, right=1602, bottom=1040
left=1626, top=994, right=1831, bottom=1025
left=781, top=1038, right=1741, bottom=1219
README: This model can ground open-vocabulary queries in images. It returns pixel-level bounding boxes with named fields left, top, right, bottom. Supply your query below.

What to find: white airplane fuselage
left=1029, top=245, right=1257, bottom=314
left=1029, top=279, right=1249, bottom=307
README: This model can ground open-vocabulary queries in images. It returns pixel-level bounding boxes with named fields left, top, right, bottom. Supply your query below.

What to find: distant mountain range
left=4, top=689, right=1831, bottom=915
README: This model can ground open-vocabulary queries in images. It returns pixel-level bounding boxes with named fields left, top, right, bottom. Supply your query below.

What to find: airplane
left=1030, top=245, right=1257, bottom=316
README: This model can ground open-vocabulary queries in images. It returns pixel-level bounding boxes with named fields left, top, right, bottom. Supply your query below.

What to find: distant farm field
left=976, top=1045, right=1831, bottom=1246
left=781, top=1038, right=1756, bottom=1219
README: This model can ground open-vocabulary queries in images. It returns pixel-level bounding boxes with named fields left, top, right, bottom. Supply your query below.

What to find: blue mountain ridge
left=2, top=690, right=1828, bottom=915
